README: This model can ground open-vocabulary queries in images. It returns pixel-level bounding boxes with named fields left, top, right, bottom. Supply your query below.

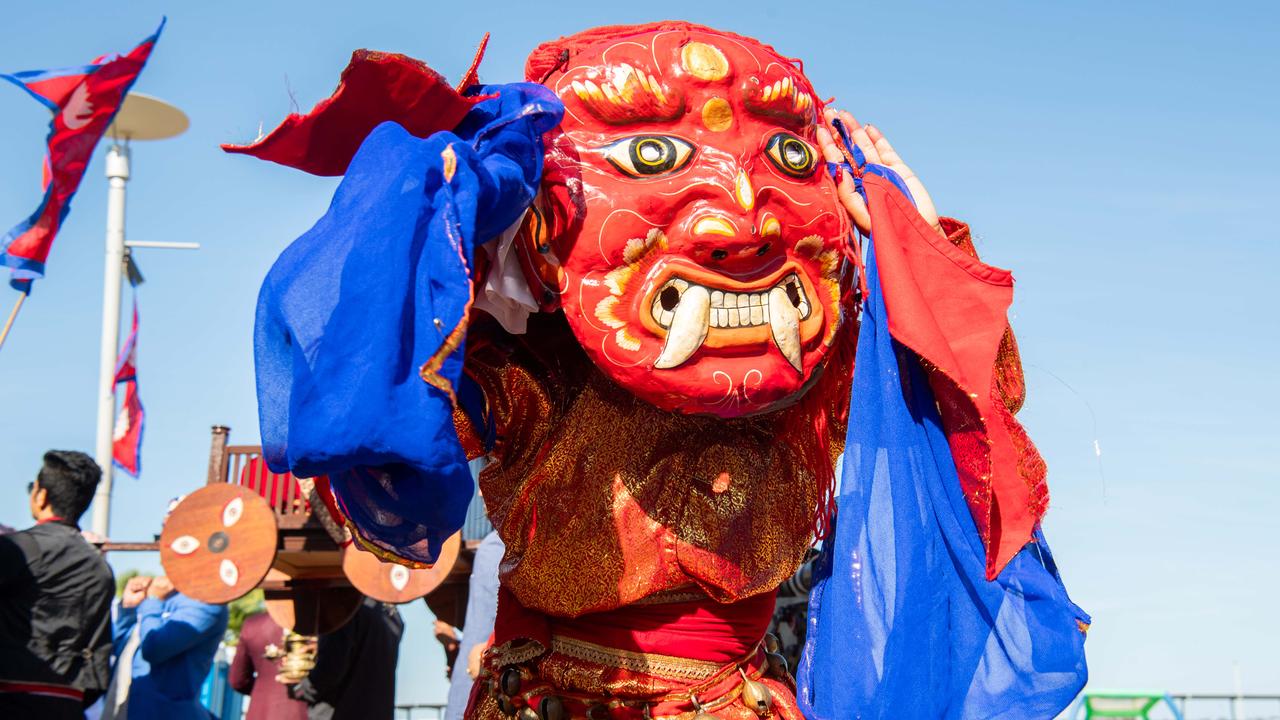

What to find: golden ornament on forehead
left=701, top=97, right=733, bottom=132
left=681, top=41, right=730, bottom=81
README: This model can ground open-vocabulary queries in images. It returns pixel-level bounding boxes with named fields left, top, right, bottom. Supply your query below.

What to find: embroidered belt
left=477, top=635, right=795, bottom=719
left=550, top=635, right=725, bottom=680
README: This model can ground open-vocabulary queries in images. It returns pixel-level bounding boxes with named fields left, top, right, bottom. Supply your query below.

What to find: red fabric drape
left=222, top=50, right=482, bottom=176
left=493, top=587, right=776, bottom=664
left=866, top=173, right=1047, bottom=578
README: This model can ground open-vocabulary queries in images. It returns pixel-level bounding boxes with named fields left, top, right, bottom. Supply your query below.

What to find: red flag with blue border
left=112, top=297, right=144, bottom=476
left=0, top=19, right=164, bottom=291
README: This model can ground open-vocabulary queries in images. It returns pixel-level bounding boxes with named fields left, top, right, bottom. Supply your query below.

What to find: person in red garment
left=229, top=610, right=308, bottom=720
left=232, top=19, right=1087, bottom=719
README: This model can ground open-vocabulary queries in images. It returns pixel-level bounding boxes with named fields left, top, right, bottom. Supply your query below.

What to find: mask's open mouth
left=641, top=263, right=821, bottom=373
left=650, top=273, right=811, bottom=330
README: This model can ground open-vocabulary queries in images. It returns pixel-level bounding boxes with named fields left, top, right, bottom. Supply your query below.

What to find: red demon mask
left=522, top=22, right=856, bottom=417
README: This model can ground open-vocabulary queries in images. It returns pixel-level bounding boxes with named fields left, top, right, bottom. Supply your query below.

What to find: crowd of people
left=0, top=450, right=406, bottom=720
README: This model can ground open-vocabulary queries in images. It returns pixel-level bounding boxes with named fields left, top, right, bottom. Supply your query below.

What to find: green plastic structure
left=1070, top=691, right=1185, bottom=720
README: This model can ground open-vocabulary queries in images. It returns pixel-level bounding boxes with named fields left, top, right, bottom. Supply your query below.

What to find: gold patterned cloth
left=455, top=311, right=854, bottom=619
left=468, top=636, right=802, bottom=720
left=449, top=221, right=999, bottom=718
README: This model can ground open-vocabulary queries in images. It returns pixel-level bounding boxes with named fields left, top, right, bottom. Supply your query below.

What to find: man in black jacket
left=0, top=450, right=115, bottom=719
left=287, top=597, right=404, bottom=720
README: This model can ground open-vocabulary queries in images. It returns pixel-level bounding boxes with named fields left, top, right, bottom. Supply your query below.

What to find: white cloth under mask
left=473, top=209, right=542, bottom=335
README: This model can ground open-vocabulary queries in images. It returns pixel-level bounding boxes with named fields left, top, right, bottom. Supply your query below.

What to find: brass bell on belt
left=740, top=676, right=774, bottom=717
left=500, top=667, right=524, bottom=697
left=763, top=633, right=780, bottom=654
left=539, top=696, right=567, bottom=720
left=690, top=693, right=718, bottom=720
left=518, top=707, right=539, bottom=720
left=766, top=651, right=789, bottom=677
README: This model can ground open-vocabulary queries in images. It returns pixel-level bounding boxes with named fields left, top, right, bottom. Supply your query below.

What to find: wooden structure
left=155, top=425, right=473, bottom=635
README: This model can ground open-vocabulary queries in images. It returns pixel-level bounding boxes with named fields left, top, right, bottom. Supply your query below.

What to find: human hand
left=815, top=108, right=943, bottom=237
left=146, top=575, right=175, bottom=600
left=466, top=641, right=489, bottom=680
left=122, top=576, right=152, bottom=608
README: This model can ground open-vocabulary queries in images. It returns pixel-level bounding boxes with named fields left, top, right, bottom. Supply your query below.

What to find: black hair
left=37, top=450, right=101, bottom=521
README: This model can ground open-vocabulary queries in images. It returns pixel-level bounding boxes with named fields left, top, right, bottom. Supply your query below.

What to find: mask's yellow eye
left=764, top=132, right=817, bottom=179
left=603, top=136, right=695, bottom=178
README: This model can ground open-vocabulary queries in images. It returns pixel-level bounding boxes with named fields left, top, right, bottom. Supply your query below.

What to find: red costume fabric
left=222, top=50, right=483, bottom=176
left=864, top=174, right=1046, bottom=577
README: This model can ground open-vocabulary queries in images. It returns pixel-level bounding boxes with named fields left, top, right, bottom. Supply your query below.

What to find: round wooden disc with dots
left=341, top=531, right=461, bottom=604
left=159, top=484, right=278, bottom=604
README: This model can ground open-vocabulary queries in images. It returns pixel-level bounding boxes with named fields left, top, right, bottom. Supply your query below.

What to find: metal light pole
left=89, top=143, right=130, bottom=536
left=88, top=93, right=190, bottom=537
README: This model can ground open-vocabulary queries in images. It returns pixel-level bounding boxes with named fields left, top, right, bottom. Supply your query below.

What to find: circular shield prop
left=266, top=586, right=363, bottom=636
left=341, top=532, right=460, bottom=604
left=160, top=484, right=278, bottom=604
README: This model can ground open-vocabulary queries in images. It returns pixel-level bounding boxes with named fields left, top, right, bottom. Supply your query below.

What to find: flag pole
left=0, top=289, right=29, bottom=351
left=90, top=142, right=129, bottom=538
left=86, top=93, right=188, bottom=538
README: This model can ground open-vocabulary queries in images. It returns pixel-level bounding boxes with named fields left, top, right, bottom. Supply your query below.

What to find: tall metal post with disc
left=90, top=93, right=191, bottom=537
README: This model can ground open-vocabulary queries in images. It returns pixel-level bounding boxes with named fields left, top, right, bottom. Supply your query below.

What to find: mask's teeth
left=768, top=286, right=802, bottom=373
left=654, top=285, right=711, bottom=369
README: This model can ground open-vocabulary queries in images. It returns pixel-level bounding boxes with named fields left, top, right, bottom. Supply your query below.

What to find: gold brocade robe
left=453, top=312, right=853, bottom=619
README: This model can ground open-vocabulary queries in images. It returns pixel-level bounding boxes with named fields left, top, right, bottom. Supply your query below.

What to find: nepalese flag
left=0, top=19, right=164, bottom=291
left=112, top=299, right=144, bottom=476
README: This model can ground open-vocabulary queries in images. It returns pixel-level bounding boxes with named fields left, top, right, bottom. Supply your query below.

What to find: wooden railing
left=206, top=425, right=313, bottom=530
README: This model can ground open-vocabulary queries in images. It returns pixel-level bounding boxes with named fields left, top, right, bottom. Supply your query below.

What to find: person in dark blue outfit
left=112, top=574, right=228, bottom=720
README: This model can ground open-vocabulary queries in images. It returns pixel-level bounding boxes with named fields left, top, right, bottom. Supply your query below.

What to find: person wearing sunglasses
left=0, top=450, right=116, bottom=720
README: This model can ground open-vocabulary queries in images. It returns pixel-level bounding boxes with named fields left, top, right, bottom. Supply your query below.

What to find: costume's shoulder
left=454, top=313, right=589, bottom=461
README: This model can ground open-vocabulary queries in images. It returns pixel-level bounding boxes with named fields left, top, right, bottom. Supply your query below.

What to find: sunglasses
left=26, top=481, right=36, bottom=494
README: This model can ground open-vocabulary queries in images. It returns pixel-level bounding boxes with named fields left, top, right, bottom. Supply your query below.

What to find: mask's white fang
left=654, top=285, right=710, bottom=369
left=768, top=286, right=802, bottom=373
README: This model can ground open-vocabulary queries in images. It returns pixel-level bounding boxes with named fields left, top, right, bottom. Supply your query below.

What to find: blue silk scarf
left=253, top=83, right=562, bottom=563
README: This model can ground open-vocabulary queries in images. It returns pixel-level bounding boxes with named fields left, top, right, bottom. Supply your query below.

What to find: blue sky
left=1, top=0, right=1276, bottom=709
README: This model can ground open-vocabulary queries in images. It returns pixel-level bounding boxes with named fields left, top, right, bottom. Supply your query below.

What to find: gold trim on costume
left=631, top=588, right=707, bottom=606
left=487, top=639, right=547, bottom=667
left=550, top=636, right=724, bottom=680
left=419, top=200, right=476, bottom=408
left=345, top=520, right=433, bottom=569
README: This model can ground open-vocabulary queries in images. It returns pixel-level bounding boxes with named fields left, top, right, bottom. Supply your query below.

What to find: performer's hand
left=122, top=576, right=152, bottom=608
left=147, top=575, right=176, bottom=600
left=816, top=108, right=943, bottom=237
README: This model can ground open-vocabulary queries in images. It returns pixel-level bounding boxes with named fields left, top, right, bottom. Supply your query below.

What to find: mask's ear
left=512, top=127, right=583, bottom=312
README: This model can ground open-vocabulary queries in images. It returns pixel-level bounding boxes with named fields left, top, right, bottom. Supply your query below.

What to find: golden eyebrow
left=568, top=63, right=684, bottom=125
left=743, top=76, right=817, bottom=129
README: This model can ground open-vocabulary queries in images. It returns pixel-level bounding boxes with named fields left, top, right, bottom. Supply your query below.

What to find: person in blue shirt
left=444, top=530, right=503, bottom=720
left=111, top=574, right=228, bottom=720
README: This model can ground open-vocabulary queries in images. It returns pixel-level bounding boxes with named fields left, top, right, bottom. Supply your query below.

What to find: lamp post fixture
left=89, top=92, right=190, bottom=538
